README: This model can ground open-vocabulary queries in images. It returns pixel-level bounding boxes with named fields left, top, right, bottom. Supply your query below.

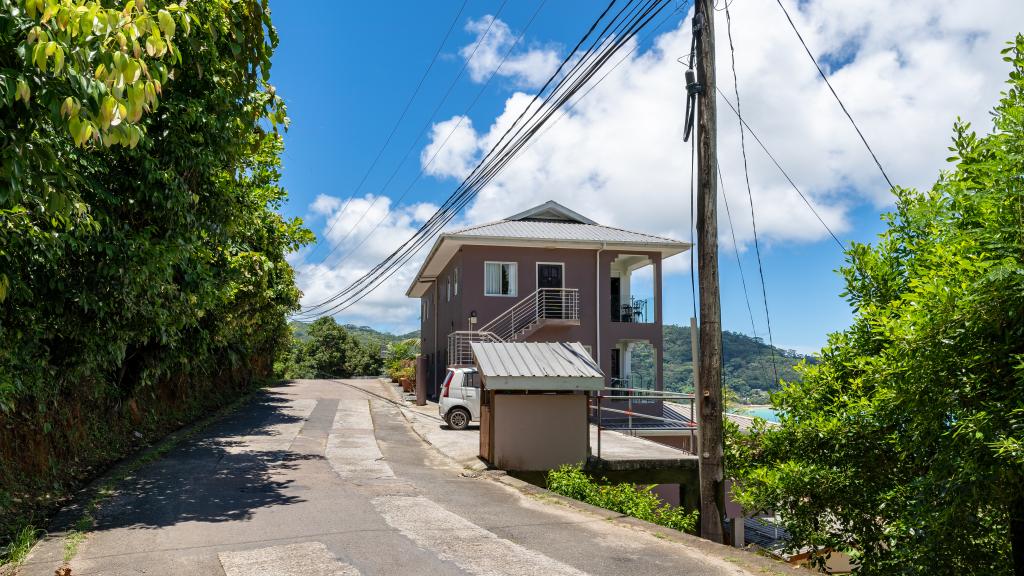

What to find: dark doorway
left=610, top=277, right=621, bottom=321
left=537, top=263, right=563, bottom=288
left=537, top=264, right=564, bottom=319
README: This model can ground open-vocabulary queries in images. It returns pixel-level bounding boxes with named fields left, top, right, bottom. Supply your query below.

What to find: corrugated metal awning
left=470, top=342, right=604, bottom=391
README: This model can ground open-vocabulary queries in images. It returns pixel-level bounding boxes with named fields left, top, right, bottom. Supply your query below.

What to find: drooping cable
left=689, top=123, right=697, bottom=322
left=304, top=0, right=470, bottom=263
left=681, top=13, right=702, bottom=142
left=716, top=88, right=844, bottom=251
left=295, top=0, right=676, bottom=319
left=718, top=162, right=771, bottom=391
left=773, top=0, right=895, bottom=191
left=724, top=3, right=778, bottom=384
left=328, top=1, right=668, bottom=315
left=515, top=1, right=689, bottom=159
left=297, top=0, right=634, bottom=315
left=308, top=0, right=510, bottom=269
left=295, top=0, right=630, bottom=317
left=293, top=0, right=668, bottom=318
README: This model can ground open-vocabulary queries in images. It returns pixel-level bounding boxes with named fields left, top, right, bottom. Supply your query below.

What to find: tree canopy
left=276, top=318, right=385, bottom=380
left=1, top=0, right=308, bottom=546
left=730, top=36, right=1024, bottom=575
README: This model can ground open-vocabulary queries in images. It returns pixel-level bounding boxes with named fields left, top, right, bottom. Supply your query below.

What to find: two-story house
left=406, top=201, right=689, bottom=406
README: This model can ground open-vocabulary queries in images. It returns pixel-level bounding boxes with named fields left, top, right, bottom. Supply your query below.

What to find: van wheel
left=446, top=407, right=470, bottom=430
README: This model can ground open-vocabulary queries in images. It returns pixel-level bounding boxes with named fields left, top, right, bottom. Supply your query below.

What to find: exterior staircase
left=447, top=287, right=580, bottom=366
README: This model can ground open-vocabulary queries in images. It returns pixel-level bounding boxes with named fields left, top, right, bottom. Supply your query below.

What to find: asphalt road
left=20, top=379, right=767, bottom=576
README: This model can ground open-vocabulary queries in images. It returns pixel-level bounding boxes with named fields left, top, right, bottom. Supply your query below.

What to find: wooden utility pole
left=694, top=0, right=726, bottom=543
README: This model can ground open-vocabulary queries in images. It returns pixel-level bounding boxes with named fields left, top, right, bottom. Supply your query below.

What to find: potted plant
left=399, top=359, right=416, bottom=392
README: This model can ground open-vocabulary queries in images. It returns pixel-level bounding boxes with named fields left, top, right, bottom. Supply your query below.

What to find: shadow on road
left=92, top=393, right=321, bottom=531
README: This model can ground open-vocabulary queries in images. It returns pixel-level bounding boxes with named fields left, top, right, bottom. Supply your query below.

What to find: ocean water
left=744, top=406, right=780, bottom=422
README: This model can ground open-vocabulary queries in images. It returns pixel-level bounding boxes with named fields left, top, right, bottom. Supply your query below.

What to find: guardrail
left=589, top=388, right=697, bottom=458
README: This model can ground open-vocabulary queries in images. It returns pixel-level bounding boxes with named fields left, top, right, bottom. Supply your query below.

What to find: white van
left=438, top=367, right=480, bottom=430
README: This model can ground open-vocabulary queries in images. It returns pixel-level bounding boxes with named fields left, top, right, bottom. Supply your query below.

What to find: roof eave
left=405, top=234, right=692, bottom=299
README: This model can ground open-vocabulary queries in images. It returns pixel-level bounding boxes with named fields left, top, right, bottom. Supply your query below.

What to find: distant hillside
left=635, top=324, right=813, bottom=403
left=289, top=321, right=418, bottom=346
left=290, top=321, right=808, bottom=403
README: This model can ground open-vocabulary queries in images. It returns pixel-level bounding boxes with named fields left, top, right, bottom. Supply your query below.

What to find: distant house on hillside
left=406, top=200, right=691, bottom=434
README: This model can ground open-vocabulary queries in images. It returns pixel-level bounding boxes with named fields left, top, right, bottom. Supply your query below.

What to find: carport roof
left=470, top=342, right=603, bottom=379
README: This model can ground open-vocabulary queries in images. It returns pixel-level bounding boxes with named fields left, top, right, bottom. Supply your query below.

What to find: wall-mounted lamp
left=469, top=311, right=478, bottom=328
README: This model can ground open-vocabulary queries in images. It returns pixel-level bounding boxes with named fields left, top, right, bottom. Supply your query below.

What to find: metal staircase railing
left=446, top=288, right=580, bottom=366
left=477, top=287, right=580, bottom=342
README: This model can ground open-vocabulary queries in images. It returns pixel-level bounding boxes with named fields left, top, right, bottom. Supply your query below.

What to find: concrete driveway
left=19, top=379, right=784, bottom=576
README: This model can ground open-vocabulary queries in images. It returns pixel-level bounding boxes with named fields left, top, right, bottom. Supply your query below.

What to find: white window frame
left=535, top=262, right=565, bottom=290
left=484, top=261, right=518, bottom=297
left=422, top=297, right=430, bottom=319
left=453, top=267, right=459, bottom=296
left=446, top=274, right=451, bottom=302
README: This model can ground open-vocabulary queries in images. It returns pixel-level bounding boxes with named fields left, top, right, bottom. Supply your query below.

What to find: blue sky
left=269, top=0, right=1019, bottom=353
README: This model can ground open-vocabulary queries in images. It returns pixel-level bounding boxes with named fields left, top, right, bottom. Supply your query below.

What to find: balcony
left=609, top=254, right=657, bottom=324
left=614, top=296, right=649, bottom=324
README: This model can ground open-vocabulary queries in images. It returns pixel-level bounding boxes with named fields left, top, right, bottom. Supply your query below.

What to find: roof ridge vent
left=506, top=200, right=597, bottom=225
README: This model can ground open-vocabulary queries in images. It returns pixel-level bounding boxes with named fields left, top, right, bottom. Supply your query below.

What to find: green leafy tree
left=731, top=37, right=1024, bottom=575
left=278, top=318, right=386, bottom=379
left=300, top=317, right=357, bottom=378
left=0, top=0, right=308, bottom=546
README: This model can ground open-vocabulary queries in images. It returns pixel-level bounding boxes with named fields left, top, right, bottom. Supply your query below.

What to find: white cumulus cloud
left=430, top=0, right=1022, bottom=254
left=295, top=0, right=1022, bottom=330
left=462, top=15, right=561, bottom=88
left=290, top=194, right=438, bottom=332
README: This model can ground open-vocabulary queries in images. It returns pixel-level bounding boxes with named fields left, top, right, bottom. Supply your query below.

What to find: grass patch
left=0, top=524, right=42, bottom=570
left=546, top=464, right=699, bottom=534
left=62, top=531, right=85, bottom=563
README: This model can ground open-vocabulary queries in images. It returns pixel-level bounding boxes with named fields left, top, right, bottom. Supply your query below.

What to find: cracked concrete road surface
left=20, top=379, right=770, bottom=576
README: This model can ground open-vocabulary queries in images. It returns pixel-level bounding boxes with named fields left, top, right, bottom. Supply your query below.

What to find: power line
left=294, top=0, right=675, bottom=319
left=717, top=162, right=772, bottom=392
left=724, top=2, right=778, bottom=384
left=317, top=0, right=551, bottom=277
left=715, top=89, right=845, bottom=251
left=689, top=123, right=697, bottom=321
left=297, top=0, right=662, bottom=318
left=307, top=0, right=510, bottom=269
left=295, top=0, right=630, bottom=317
left=518, top=1, right=689, bottom=156
left=304, top=0, right=469, bottom=263
left=773, top=0, right=895, bottom=191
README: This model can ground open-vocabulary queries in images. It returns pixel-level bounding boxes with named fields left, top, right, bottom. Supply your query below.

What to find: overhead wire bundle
left=294, top=0, right=678, bottom=320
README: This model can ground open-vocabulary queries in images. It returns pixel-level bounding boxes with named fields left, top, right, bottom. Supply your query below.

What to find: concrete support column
left=732, top=517, right=745, bottom=548
left=415, top=355, right=428, bottom=406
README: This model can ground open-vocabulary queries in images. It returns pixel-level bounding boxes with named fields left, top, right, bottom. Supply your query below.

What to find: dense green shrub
left=0, top=0, right=309, bottom=549
left=546, top=465, right=698, bottom=533
left=383, top=338, right=418, bottom=381
left=731, top=36, right=1024, bottom=575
